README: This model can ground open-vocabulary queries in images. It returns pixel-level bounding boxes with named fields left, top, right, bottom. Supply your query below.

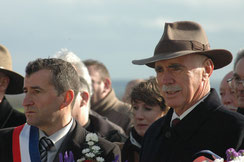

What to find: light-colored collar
left=171, top=92, right=210, bottom=127
left=39, top=118, right=73, bottom=150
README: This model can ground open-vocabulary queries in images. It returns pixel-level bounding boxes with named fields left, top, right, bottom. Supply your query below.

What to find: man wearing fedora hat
left=132, top=21, right=244, bottom=161
left=0, top=44, right=26, bottom=129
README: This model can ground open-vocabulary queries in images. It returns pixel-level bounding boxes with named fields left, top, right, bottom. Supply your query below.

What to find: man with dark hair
left=0, top=44, right=26, bottom=128
left=0, top=58, right=120, bottom=162
left=84, top=59, right=132, bottom=134
left=229, top=49, right=244, bottom=115
left=132, top=21, right=244, bottom=161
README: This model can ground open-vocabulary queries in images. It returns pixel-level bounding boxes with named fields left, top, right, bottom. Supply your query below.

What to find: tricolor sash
left=12, top=123, right=41, bottom=162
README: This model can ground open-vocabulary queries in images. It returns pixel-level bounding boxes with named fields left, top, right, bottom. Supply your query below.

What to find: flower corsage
left=77, top=133, right=104, bottom=162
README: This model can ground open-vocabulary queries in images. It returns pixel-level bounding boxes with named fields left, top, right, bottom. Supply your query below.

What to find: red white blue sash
left=12, top=123, right=41, bottom=162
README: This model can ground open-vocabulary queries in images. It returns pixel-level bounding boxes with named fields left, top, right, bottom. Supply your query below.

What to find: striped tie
left=39, top=137, right=53, bottom=162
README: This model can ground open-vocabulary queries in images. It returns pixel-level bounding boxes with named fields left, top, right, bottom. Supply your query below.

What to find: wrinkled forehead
left=155, top=54, right=205, bottom=68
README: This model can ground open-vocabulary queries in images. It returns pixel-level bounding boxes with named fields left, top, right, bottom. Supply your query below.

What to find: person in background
left=0, top=44, right=26, bottom=129
left=219, top=71, right=238, bottom=111
left=122, top=79, right=145, bottom=104
left=229, top=49, right=244, bottom=115
left=84, top=59, right=132, bottom=134
left=132, top=21, right=244, bottom=161
left=121, top=77, right=169, bottom=162
left=54, top=49, right=127, bottom=142
left=0, top=58, right=120, bottom=162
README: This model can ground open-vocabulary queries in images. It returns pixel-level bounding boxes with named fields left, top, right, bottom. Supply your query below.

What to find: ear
left=0, top=76, right=10, bottom=92
left=60, top=90, right=74, bottom=109
left=80, top=91, right=89, bottom=107
left=202, top=58, right=214, bottom=80
left=103, top=78, right=111, bottom=90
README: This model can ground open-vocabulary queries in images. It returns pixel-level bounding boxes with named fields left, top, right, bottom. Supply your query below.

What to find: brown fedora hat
left=0, top=44, right=24, bottom=94
left=132, top=21, right=232, bottom=70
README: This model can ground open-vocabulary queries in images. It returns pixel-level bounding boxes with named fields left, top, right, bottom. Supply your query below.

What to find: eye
left=132, top=105, right=138, bottom=111
left=220, top=92, right=224, bottom=96
left=144, top=107, right=152, bottom=111
left=155, top=66, right=163, bottom=73
left=230, top=90, right=236, bottom=94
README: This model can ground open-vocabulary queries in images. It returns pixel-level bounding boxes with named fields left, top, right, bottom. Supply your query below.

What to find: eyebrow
left=23, top=86, right=44, bottom=91
left=168, top=63, right=184, bottom=69
left=233, top=73, right=240, bottom=78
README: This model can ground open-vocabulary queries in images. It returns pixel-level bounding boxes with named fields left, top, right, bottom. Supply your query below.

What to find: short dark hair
left=83, top=59, right=110, bottom=80
left=25, top=58, right=80, bottom=106
left=234, top=49, right=244, bottom=70
left=130, top=77, right=169, bottom=112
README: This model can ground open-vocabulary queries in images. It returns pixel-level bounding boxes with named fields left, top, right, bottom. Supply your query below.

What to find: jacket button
left=165, top=131, right=171, bottom=138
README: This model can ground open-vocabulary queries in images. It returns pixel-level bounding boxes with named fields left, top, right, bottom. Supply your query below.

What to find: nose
left=223, top=96, right=232, bottom=106
left=157, top=71, right=175, bottom=87
left=134, top=109, right=144, bottom=120
left=22, top=93, right=34, bottom=107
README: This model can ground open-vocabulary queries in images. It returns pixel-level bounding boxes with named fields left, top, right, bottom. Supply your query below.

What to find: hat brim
left=0, top=68, right=24, bottom=94
left=132, top=49, right=232, bottom=70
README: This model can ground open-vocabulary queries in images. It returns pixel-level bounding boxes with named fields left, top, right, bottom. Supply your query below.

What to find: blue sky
left=1, top=0, right=244, bottom=84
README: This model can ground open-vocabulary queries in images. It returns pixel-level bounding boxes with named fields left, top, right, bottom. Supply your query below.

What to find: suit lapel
left=53, top=120, right=87, bottom=162
left=173, top=89, right=222, bottom=141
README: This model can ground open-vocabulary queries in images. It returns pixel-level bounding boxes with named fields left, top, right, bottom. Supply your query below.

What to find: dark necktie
left=39, top=137, right=53, bottom=162
left=172, top=118, right=181, bottom=127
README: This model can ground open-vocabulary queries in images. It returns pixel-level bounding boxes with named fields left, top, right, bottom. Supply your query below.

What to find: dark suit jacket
left=0, top=97, right=26, bottom=129
left=140, top=89, right=244, bottom=162
left=0, top=121, right=121, bottom=162
left=86, top=110, right=127, bottom=142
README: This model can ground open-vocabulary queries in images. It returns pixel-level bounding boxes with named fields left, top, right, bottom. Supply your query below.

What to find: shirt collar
left=171, top=92, right=210, bottom=126
left=39, top=118, right=73, bottom=150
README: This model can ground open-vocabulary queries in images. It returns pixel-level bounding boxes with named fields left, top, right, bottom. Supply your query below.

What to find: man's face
left=86, top=65, right=106, bottom=106
left=220, top=72, right=238, bottom=111
left=234, top=58, right=244, bottom=108
left=23, top=69, right=64, bottom=130
left=155, top=54, right=207, bottom=114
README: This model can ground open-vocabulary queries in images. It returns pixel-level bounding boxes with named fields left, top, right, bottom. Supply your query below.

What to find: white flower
left=229, top=156, right=244, bottom=162
left=77, top=157, right=85, bottom=162
left=82, top=148, right=90, bottom=154
left=96, top=157, right=105, bottom=162
left=85, top=152, right=95, bottom=158
left=86, top=133, right=98, bottom=142
left=92, top=146, right=101, bottom=151
left=88, top=141, right=95, bottom=146
left=78, top=133, right=104, bottom=162
left=214, top=158, right=224, bottom=162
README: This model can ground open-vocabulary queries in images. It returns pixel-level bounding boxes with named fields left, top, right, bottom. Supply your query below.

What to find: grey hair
left=53, top=48, right=93, bottom=95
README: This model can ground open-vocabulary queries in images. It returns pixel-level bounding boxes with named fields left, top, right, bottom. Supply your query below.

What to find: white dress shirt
left=170, top=93, right=210, bottom=127
left=39, top=118, right=73, bottom=162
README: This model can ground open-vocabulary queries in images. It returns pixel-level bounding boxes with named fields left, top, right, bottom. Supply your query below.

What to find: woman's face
left=132, top=100, right=166, bottom=136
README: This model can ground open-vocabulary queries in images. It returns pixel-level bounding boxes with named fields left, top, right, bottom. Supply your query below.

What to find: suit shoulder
left=144, top=116, right=165, bottom=138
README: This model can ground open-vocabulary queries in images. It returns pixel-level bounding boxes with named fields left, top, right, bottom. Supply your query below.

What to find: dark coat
left=121, top=127, right=142, bottom=162
left=0, top=121, right=121, bottom=162
left=86, top=110, right=127, bottom=142
left=92, top=89, right=133, bottom=134
left=0, top=97, right=26, bottom=129
left=140, top=89, right=244, bottom=162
